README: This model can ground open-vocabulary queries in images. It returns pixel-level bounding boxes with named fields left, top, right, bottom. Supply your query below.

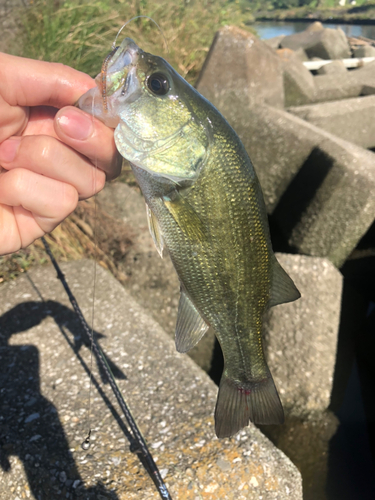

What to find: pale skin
left=0, top=52, right=122, bottom=256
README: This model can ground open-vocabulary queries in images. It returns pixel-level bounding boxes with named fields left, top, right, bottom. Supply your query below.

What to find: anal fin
left=175, top=291, right=209, bottom=353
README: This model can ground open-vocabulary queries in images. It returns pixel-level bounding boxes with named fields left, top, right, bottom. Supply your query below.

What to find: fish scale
left=77, top=37, right=300, bottom=438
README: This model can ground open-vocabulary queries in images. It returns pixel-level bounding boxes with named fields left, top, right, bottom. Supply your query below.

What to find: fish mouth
left=77, top=38, right=140, bottom=128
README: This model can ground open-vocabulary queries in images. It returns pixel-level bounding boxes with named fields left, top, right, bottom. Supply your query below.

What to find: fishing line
left=113, top=16, right=169, bottom=54
left=81, top=93, right=100, bottom=451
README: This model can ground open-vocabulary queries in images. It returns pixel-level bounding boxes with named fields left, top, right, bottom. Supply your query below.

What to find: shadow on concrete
left=271, top=147, right=334, bottom=242
left=0, top=299, right=128, bottom=500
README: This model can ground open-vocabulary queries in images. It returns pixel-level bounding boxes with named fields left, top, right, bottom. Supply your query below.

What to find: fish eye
left=147, top=73, right=170, bottom=96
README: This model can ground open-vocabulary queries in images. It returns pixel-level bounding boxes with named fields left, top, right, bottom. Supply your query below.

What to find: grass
left=0, top=198, right=131, bottom=285
left=13, top=0, right=252, bottom=84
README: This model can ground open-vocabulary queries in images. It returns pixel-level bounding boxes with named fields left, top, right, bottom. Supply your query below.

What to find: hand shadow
left=0, top=300, right=126, bottom=500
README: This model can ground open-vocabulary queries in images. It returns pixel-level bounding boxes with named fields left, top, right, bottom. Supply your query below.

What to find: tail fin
left=214, top=370, right=284, bottom=438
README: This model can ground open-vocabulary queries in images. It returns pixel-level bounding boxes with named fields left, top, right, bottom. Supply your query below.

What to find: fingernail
left=56, top=108, right=94, bottom=141
left=0, top=137, right=21, bottom=163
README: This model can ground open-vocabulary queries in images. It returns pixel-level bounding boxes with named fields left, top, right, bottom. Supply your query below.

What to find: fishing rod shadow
left=0, top=292, right=133, bottom=499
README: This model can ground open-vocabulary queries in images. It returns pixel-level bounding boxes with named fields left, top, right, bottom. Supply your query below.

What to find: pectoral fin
left=146, top=204, right=165, bottom=258
left=163, top=192, right=207, bottom=243
left=269, top=257, right=301, bottom=307
left=175, top=290, right=209, bottom=353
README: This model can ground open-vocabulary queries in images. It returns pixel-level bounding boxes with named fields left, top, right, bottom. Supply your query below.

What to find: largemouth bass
left=78, top=38, right=300, bottom=438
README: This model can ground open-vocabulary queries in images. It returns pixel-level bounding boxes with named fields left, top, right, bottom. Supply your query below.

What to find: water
left=254, top=21, right=375, bottom=40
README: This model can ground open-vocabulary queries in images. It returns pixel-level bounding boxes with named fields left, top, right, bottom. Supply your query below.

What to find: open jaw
left=77, top=38, right=141, bottom=128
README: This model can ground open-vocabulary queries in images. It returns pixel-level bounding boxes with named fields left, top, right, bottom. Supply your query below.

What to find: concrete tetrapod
left=261, top=254, right=343, bottom=500
left=288, top=95, right=375, bottom=150
left=0, top=260, right=302, bottom=500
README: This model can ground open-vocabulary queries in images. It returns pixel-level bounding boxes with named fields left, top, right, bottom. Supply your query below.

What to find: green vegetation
left=14, top=0, right=251, bottom=84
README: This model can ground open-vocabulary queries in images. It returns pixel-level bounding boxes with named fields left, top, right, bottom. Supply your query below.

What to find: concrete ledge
left=262, top=253, right=342, bottom=500
left=313, top=63, right=375, bottom=102
left=265, top=254, right=343, bottom=417
left=288, top=95, right=375, bottom=149
left=280, top=27, right=351, bottom=60
left=0, top=260, right=302, bottom=500
left=277, top=50, right=316, bottom=107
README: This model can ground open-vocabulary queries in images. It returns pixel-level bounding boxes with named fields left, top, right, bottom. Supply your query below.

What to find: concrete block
left=359, top=63, right=375, bottom=95
left=0, top=260, right=303, bottom=499
left=97, top=182, right=216, bottom=373
left=294, top=47, right=309, bottom=62
left=313, top=72, right=364, bottom=101
left=280, top=27, right=351, bottom=60
left=264, top=253, right=343, bottom=417
left=288, top=95, right=375, bottom=149
left=268, top=108, right=375, bottom=267
left=353, top=45, right=375, bottom=58
left=261, top=411, right=339, bottom=500
left=196, top=25, right=284, bottom=110
left=313, top=62, right=375, bottom=102
left=277, top=49, right=316, bottom=106
left=306, top=21, right=324, bottom=32
left=264, top=34, right=285, bottom=50
left=360, top=60, right=375, bottom=72
left=316, top=59, right=347, bottom=75
left=262, top=253, right=342, bottom=500
left=277, top=46, right=308, bottom=62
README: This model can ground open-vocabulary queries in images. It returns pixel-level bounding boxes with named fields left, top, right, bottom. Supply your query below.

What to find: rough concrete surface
left=313, top=71, right=364, bottom=102
left=280, top=27, right=351, bottom=60
left=264, top=35, right=285, bottom=50
left=353, top=45, right=375, bottom=58
left=261, top=411, right=339, bottom=500
left=196, top=25, right=284, bottom=111
left=305, top=21, right=324, bottom=33
left=261, top=254, right=342, bottom=500
left=264, top=254, right=343, bottom=417
left=313, top=63, right=375, bottom=102
left=274, top=126, right=375, bottom=267
left=0, top=260, right=302, bottom=500
left=288, top=95, right=375, bottom=149
left=97, top=182, right=216, bottom=373
left=316, top=60, right=347, bottom=76
left=277, top=49, right=316, bottom=106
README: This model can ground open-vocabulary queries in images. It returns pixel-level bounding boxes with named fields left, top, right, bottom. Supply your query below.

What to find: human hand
left=0, top=52, right=122, bottom=255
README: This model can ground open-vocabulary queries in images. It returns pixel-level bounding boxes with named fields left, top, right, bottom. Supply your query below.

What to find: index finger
left=0, top=52, right=97, bottom=109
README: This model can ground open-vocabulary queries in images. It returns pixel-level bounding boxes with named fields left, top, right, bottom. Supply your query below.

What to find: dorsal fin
left=269, top=257, right=301, bottom=307
left=146, top=204, right=165, bottom=258
left=175, top=290, right=209, bottom=353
